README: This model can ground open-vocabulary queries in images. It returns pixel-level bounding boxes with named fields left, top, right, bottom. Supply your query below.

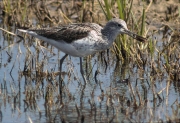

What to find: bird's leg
left=80, top=57, right=87, bottom=84
left=60, top=54, right=68, bottom=74
left=59, top=54, right=68, bottom=104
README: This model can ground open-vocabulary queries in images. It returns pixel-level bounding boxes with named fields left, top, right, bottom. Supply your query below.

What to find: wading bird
left=18, top=18, right=146, bottom=83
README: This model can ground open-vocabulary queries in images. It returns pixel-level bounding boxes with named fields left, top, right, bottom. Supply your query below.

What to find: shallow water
left=0, top=24, right=179, bottom=123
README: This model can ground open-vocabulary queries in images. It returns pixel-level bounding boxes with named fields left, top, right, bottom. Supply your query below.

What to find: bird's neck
left=101, top=27, right=118, bottom=45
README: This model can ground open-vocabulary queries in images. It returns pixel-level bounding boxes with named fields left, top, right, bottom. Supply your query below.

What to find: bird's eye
left=117, top=24, right=122, bottom=27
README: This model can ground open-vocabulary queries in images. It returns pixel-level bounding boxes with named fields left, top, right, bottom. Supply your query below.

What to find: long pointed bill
left=124, top=29, right=147, bottom=42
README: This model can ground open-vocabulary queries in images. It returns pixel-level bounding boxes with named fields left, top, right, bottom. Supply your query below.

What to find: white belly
left=34, top=36, right=95, bottom=57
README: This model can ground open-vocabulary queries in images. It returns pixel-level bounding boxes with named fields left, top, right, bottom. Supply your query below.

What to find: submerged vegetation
left=0, top=0, right=179, bottom=122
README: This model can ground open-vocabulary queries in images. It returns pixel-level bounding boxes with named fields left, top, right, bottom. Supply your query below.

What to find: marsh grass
left=0, top=0, right=180, bottom=122
left=3, top=0, right=11, bottom=14
left=148, top=39, right=156, bottom=58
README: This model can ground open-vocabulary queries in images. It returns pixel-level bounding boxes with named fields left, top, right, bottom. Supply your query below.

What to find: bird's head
left=104, top=18, right=147, bottom=42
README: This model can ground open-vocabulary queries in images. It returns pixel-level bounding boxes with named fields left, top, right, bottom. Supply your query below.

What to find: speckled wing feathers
left=27, top=23, right=101, bottom=43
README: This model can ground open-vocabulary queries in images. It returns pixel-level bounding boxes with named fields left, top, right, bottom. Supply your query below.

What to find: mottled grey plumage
left=28, top=23, right=97, bottom=43
left=23, top=18, right=146, bottom=45
left=19, top=18, right=146, bottom=57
